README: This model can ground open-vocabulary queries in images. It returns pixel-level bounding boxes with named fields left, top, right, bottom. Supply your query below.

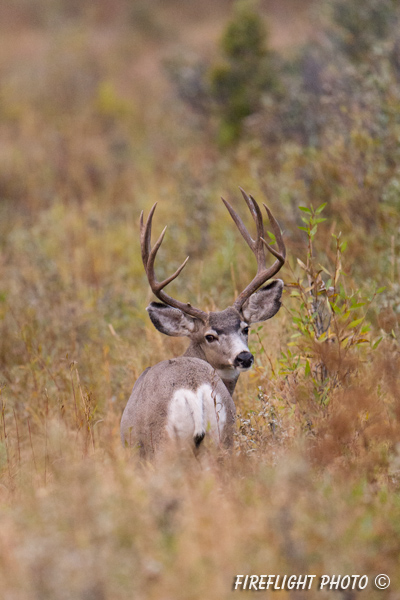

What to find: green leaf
left=372, top=337, right=383, bottom=349
left=318, top=264, right=331, bottom=276
left=376, top=287, right=386, bottom=294
left=305, top=360, right=311, bottom=377
left=299, top=206, right=312, bottom=214
left=297, top=258, right=308, bottom=271
left=316, top=202, right=327, bottom=214
left=349, top=318, right=364, bottom=328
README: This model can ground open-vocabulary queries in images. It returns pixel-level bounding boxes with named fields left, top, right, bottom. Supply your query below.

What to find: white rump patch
left=166, top=384, right=226, bottom=446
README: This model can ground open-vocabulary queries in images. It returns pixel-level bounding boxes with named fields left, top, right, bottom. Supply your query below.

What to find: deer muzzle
left=234, top=351, right=254, bottom=370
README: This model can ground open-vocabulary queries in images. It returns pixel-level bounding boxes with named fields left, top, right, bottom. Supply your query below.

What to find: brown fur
left=120, top=357, right=235, bottom=457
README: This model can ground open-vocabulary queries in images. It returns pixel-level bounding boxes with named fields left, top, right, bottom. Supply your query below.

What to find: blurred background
left=1, top=0, right=399, bottom=364
left=1, top=1, right=400, bottom=598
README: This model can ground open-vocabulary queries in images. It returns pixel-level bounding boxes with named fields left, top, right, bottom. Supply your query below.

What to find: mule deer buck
left=120, top=188, right=286, bottom=457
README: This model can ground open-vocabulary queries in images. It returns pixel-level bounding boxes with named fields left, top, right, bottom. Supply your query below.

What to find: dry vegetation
left=1, top=1, right=400, bottom=598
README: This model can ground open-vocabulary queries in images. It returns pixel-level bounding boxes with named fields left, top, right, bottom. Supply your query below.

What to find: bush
left=210, top=1, right=280, bottom=145
left=166, top=0, right=280, bottom=145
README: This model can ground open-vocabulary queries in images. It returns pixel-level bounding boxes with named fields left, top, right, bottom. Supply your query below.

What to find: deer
left=120, top=188, right=286, bottom=457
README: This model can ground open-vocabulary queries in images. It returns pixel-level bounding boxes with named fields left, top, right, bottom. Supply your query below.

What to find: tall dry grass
left=1, top=1, right=400, bottom=598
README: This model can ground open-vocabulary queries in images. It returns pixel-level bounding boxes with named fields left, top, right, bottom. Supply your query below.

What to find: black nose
left=234, top=351, right=254, bottom=369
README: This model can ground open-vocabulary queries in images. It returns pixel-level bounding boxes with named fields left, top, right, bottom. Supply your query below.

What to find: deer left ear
left=147, top=302, right=197, bottom=337
left=241, top=279, right=284, bottom=324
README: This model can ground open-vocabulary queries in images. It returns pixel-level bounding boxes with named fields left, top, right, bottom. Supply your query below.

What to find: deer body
left=121, top=357, right=235, bottom=455
left=120, top=189, right=286, bottom=457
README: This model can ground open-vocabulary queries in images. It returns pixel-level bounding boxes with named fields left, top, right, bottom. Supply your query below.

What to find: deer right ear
left=241, top=279, right=284, bottom=324
left=147, top=302, right=196, bottom=337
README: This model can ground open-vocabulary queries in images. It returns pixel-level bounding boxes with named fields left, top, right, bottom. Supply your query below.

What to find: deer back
left=120, top=357, right=236, bottom=457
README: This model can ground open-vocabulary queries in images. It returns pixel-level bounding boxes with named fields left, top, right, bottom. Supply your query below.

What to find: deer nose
left=234, top=351, right=254, bottom=369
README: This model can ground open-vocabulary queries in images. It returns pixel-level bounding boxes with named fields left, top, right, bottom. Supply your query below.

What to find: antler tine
left=140, top=203, right=157, bottom=267
left=240, top=187, right=265, bottom=246
left=222, top=191, right=266, bottom=271
left=140, top=204, right=207, bottom=322
left=221, top=197, right=254, bottom=249
left=223, top=189, right=285, bottom=311
left=147, top=224, right=189, bottom=290
left=262, top=203, right=286, bottom=260
left=223, top=188, right=269, bottom=277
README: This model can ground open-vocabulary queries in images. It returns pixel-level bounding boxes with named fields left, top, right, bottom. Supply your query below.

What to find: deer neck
left=218, top=371, right=239, bottom=396
left=183, top=343, right=239, bottom=396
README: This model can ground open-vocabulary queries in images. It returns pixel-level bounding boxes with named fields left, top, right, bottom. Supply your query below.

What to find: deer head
left=140, top=188, right=286, bottom=391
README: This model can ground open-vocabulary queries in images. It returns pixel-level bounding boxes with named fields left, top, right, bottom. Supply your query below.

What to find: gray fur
left=120, top=357, right=235, bottom=457
left=123, top=190, right=285, bottom=457
left=147, top=302, right=196, bottom=336
left=120, top=282, right=284, bottom=457
left=241, top=280, right=284, bottom=324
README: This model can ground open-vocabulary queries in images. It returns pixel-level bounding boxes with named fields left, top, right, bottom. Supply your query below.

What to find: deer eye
left=205, top=334, right=218, bottom=343
left=242, top=327, right=249, bottom=336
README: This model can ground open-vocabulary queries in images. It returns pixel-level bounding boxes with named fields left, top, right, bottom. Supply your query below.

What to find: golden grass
left=1, top=2, right=400, bottom=598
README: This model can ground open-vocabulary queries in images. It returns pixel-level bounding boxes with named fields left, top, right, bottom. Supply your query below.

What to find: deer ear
left=241, top=280, right=284, bottom=324
left=147, top=302, right=196, bottom=337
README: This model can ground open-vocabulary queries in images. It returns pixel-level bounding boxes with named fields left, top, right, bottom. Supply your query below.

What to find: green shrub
left=209, top=0, right=279, bottom=144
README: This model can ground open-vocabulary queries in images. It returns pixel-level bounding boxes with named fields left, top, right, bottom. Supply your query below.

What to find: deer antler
left=140, top=204, right=207, bottom=322
left=222, top=188, right=286, bottom=311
